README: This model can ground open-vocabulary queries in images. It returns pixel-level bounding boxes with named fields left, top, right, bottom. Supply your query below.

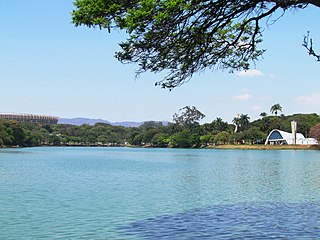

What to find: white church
left=265, top=121, right=318, bottom=145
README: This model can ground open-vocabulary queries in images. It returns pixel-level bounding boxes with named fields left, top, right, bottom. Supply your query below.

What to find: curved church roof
left=265, top=129, right=317, bottom=145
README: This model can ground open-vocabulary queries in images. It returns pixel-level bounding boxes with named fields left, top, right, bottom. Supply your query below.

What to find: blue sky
left=1, top=1, right=320, bottom=123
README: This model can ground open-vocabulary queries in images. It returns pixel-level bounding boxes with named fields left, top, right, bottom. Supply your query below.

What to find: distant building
left=0, top=113, right=58, bottom=125
left=265, top=129, right=318, bottom=145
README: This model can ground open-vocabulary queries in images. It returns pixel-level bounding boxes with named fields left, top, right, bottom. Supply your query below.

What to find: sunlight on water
left=1, top=147, right=320, bottom=239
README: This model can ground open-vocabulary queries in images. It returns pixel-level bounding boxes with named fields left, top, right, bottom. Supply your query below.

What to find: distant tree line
left=1, top=107, right=320, bottom=148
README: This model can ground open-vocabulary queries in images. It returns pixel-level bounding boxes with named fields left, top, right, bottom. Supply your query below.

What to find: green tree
left=170, top=130, right=200, bottom=148
left=242, top=127, right=266, bottom=144
left=97, top=135, right=108, bottom=144
left=230, top=132, right=245, bottom=144
left=214, top=131, right=231, bottom=145
left=260, top=112, right=267, bottom=117
left=140, top=121, right=164, bottom=129
left=173, top=106, right=205, bottom=130
left=23, top=130, right=42, bottom=146
left=164, top=122, right=183, bottom=135
left=232, top=114, right=250, bottom=132
left=212, top=117, right=229, bottom=132
left=270, top=103, right=282, bottom=116
left=131, top=133, right=144, bottom=146
left=0, top=123, right=13, bottom=146
left=72, top=0, right=320, bottom=89
left=200, top=134, right=215, bottom=146
left=49, top=135, right=61, bottom=146
left=239, top=114, right=251, bottom=131
left=6, top=121, right=26, bottom=146
left=143, top=128, right=161, bottom=144
left=201, top=123, right=214, bottom=134
left=152, top=133, right=170, bottom=147
left=107, top=132, right=121, bottom=146
left=251, top=116, right=283, bottom=134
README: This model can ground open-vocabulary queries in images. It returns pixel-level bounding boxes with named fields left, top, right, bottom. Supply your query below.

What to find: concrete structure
left=0, top=113, right=58, bottom=125
left=265, top=129, right=318, bottom=145
left=291, top=121, right=297, bottom=145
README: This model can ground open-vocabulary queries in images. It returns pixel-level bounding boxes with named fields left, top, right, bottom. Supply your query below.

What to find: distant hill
left=58, top=118, right=167, bottom=127
left=111, top=121, right=144, bottom=127
left=58, top=118, right=111, bottom=126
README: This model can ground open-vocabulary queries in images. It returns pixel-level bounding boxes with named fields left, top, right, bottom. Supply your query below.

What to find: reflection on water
left=0, top=147, right=320, bottom=239
left=121, top=202, right=320, bottom=239
left=0, top=149, right=33, bottom=155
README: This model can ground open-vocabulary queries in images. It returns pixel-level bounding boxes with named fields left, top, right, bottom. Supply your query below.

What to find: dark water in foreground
left=1, top=147, right=320, bottom=239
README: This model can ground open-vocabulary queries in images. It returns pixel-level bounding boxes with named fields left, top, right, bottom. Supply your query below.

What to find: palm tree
left=212, top=117, right=228, bottom=132
left=239, top=114, right=250, bottom=131
left=233, top=114, right=250, bottom=132
left=260, top=112, right=267, bottom=117
left=270, top=104, right=282, bottom=116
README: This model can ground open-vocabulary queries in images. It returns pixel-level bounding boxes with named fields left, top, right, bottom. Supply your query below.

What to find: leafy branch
left=72, top=0, right=320, bottom=89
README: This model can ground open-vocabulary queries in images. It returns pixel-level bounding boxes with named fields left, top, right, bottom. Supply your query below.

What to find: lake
left=1, top=147, right=320, bottom=239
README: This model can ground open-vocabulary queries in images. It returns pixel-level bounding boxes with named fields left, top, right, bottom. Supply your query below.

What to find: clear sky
left=1, top=1, right=320, bottom=123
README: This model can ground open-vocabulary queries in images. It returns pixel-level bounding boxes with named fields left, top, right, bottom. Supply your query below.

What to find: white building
left=265, top=129, right=318, bottom=145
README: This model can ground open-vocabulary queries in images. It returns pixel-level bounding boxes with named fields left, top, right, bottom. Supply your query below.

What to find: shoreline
left=1, top=144, right=320, bottom=150
left=207, top=144, right=320, bottom=150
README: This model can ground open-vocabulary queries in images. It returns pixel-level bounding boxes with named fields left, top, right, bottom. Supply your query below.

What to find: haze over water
left=1, top=147, right=320, bottom=239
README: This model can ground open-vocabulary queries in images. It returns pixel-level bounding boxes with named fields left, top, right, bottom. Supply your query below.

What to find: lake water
left=1, top=147, right=320, bottom=239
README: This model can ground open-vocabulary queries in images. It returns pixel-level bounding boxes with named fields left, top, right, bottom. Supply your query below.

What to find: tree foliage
left=211, top=117, right=229, bottom=132
left=170, top=130, right=200, bottom=148
left=233, top=114, right=250, bottom=132
left=1, top=112, right=319, bottom=148
left=270, top=103, right=282, bottom=116
left=173, top=106, right=205, bottom=127
left=72, top=0, right=320, bottom=89
left=252, top=115, right=283, bottom=133
left=260, top=112, right=267, bottom=117
left=310, top=123, right=320, bottom=142
left=214, top=131, right=230, bottom=145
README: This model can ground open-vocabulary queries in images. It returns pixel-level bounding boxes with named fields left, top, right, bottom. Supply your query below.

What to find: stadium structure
left=0, top=113, right=58, bottom=125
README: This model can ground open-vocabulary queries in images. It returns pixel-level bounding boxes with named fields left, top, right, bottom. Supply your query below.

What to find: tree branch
left=302, top=31, right=320, bottom=61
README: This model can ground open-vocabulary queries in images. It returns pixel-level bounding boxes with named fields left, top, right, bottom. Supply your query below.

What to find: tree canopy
left=173, top=105, right=205, bottom=127
left=72, top=0, right=320, bottom=89
left=1, top=112, right=320, bottom=148
left=270, top=103, right=282, bottom=116
left=310, top=123, right=320, bottom=142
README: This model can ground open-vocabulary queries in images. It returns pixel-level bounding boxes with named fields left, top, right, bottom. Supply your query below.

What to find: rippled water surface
left=1, top=147, right=320, bottom=239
